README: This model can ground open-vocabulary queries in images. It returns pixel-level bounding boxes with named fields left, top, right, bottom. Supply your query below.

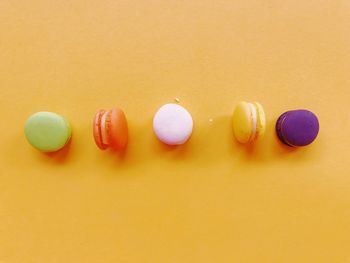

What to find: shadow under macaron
left=43, top=137, right=73, bottom=163
left=151, top=130, right=192, bottom=161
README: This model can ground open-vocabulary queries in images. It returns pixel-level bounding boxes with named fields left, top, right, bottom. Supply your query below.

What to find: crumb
left=209, top=118, right=213, bottom=123
left=174, top=97, right=180, bottom=103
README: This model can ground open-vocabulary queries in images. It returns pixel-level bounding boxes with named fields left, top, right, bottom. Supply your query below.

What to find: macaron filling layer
left=248, top=103, right=257, bottom=142
left=100, top=111, right=109, bottom=145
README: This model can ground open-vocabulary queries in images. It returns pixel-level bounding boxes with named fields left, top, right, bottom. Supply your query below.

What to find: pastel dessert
left=276, top=109, right=319, bottom=147
left=93, top=107, right=128, bottom=150
left=232, top=101, right=266, bottom=143
left=153, top=103, right=193, bottom=145
left=24, top=112, right=72, bottom=152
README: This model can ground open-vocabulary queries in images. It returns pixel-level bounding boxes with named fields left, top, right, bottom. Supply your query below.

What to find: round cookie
left=24, top=112, right=72, bottom=152
left=232, top=101, right=266, bottom=143
left=93, top=107, right=128, bottom=150
left=276, top=109, right=319, bottom=147
left=153, top=103, right=193, bottom=145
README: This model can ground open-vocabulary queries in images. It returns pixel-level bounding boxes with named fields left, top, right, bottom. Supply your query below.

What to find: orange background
left=1, top=0, right=350, bottom=262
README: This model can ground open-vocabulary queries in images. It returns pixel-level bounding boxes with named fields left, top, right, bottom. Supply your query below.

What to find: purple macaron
left=276, top=110, right=319, bottom=147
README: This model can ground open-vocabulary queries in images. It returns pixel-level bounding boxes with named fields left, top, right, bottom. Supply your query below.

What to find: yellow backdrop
left=1, top=0, right=349, bottom=262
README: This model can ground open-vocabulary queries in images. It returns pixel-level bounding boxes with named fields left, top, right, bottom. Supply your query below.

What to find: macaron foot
left=275, top=112, right=293, bottom=147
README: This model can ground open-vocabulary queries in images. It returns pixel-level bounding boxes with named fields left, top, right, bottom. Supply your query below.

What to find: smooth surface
left=24, top=112, right=71, bottom=152
left=276, top=110, right=320, bottom=147
left=107, top=108, right=128, bottom=149
left=232, top=102, right=255, bottom=143
left=153, top=103, right=193, bottom=145
left=1, top=1, right=350, bottom=262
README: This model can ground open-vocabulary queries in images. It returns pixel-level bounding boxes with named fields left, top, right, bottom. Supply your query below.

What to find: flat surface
left=0, top=0, right=349, bottom=262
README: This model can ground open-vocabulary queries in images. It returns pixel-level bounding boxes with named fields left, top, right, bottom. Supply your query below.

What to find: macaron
left=93, top=107, right=128, bottom=150
left=276, top=109, right=319, bottom=147
left=24, top=112, right=72, bottom=152
left=153, top=103, right=193, bottom=145
left=232, top=101, right=266, bottom=143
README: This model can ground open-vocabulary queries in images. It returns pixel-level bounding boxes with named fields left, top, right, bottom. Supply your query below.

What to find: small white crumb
left=174, top=97, right=180, bottom=103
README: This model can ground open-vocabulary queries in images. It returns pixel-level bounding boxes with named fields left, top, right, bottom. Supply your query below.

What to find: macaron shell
left=253, top=102, right=266, bottom=140
left=24, top=112, right=71, bottom=152
left=153, top=103, right=193, bottom=145
left=106, top=108, right=128, bottom=149
left=64, top=118, right=72, bottom=141
left=232, top=102, right=253, bottom=143
left=276, top=110, right=319, bottom=147
left=93, top=110, right=108, bottom=150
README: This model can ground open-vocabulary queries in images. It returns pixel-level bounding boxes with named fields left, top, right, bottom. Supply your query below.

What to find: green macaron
left=24, top=112, right=72, bottom=152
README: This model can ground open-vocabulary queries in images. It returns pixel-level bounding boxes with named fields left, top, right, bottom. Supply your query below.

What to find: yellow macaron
left=232, top=101, right=266, bottom=143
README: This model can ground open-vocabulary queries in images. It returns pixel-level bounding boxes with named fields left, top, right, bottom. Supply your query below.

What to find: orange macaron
left=93, top=108, right=128, bottom=150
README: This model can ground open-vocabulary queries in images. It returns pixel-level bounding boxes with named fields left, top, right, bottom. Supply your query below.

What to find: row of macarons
left=24, top=102, right=320, bottom=152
